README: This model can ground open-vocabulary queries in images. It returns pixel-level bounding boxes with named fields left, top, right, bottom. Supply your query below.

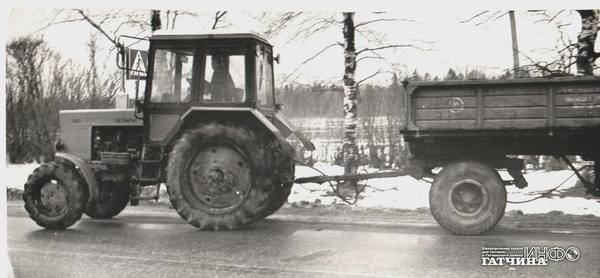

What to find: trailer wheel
left=84, top=182, right=130, bottom=219
left=429, top=161, right=506, bottom=235
left=23, top=161, right=89, bottom=229
left=167, top=123, right=281, bottom=230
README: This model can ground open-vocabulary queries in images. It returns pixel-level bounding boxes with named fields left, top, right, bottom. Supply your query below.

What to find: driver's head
left=211, top=52, right=229, bottom=70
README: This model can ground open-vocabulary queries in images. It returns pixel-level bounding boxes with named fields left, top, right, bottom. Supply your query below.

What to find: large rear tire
left=23, top=160, right=89, bottom=229
left=84, top=182, right=130, bottom=219
left=166, top=123, right=285, bottom=230
left=429, top=161, right=506, bottom=235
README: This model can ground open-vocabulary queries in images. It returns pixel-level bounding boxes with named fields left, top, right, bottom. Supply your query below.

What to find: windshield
left=151, top=48, right=194, bottom=103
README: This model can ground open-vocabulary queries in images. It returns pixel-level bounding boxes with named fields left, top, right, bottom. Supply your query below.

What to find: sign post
left=128, top=49, right=148, bottom=80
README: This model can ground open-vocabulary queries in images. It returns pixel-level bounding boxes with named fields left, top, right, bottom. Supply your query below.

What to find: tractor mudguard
left=177, top=107, right=316, bottom=151
left=273, top=111, right=316, bottom=151
left=55, top=152, right=98, bottom=210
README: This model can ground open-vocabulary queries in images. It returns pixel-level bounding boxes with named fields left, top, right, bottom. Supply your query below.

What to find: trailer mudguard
left=55, top=152, right=98, bottom=210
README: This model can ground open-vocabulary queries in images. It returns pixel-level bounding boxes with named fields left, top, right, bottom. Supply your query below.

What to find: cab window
left=256, top=45, right=274, bottom=107
left=202, top=48, right=246, bottom=103
left=151, top=49, right=194, bottom=103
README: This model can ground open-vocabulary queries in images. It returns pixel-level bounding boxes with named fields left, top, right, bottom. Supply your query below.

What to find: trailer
left=296, top=76, right=600, bottom=235
left=396, top=76, right=600, bottom=235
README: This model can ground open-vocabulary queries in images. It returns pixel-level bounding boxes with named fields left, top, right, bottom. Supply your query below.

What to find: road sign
left=128, top=49, right=148, bottom=79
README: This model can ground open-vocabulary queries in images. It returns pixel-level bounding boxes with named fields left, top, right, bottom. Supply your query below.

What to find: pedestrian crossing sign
left=128, top=49, right=148, bottom=79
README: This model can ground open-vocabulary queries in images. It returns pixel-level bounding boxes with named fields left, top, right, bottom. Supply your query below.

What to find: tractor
left=23, top=30, right=315, bottom=230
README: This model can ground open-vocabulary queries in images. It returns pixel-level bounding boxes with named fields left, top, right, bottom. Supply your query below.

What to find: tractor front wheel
left=23, top=160, right=89, bottom=229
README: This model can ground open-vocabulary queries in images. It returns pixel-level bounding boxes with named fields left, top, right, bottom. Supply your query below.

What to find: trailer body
left=401, top=77, right=600, bottom=162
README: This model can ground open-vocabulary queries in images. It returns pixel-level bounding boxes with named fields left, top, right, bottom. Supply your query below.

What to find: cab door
left=255, top=43, right=276, bottom=118
left=143, top=45, right=197, bottom=146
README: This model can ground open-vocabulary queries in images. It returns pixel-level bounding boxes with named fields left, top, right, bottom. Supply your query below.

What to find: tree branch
left=212, top=11, right=227, bottom=30
left=356, top=69, right=383, bottom=85
left=356, top=55, right=384, bottom=64
left=280, top=43, right=342, bottom=84
left=459, top=11, right=489, bottom=24
left=76, top=9, right=119, bottom=48
left=355, top=18, right=414, bottom=29
left=357, top=44, right=425, bottom=55
left=459, top=11, right=507, bottom=26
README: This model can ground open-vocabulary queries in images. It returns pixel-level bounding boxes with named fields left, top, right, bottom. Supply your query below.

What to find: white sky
left=4, top=1, right=600, bottom=86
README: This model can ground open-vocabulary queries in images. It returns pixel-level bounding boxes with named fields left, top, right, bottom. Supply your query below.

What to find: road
left=7, top=202, right=600, bottom=278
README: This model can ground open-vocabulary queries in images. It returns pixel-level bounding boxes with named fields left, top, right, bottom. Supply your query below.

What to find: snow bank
left=5, top=163, right=599, bottom=216
left=293, top=164, right=600, bottom=216
left=4, top=164, right=40, bottom=190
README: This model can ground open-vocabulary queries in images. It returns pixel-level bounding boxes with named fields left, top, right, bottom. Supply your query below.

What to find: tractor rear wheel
left=84, top=182, right=130, bottom=219
left=23, top=160, right=89, bottom=229
left=166, top=123, right=284, bottom=230
left=429, top=161, right=506, bottom=235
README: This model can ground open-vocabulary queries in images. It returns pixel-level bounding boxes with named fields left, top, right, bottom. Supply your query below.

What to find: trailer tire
left=167, top=123, right=282, bottom=230
left=84, top=182, right=130, bottom=219
left=23, top=161, right=89, bottom=229
left=429, top=161, right=506, bottom=235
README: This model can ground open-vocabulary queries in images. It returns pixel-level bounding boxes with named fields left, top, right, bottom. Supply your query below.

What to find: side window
left=256, top=45, right=274, bottom=107
left=151, top=49, right=193, bottom=103
left=203, top=48, right=246, bottom=103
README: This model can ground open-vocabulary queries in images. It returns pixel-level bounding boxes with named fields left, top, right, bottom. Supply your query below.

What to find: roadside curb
left=266, top=214, right=440, bottom=229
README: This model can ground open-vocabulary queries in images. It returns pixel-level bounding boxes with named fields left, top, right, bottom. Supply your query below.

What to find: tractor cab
left=135, top=30, right=291, bottom=148
left=145, top=30, right=276, bottom=108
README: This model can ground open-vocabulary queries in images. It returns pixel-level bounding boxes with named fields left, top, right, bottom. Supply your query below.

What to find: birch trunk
left=342, top=12, right=359, bottom=175
left=576, top=10, right=599, bottom=76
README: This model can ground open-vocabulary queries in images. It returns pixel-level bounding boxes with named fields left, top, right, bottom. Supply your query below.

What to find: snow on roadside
left=5, top=163, right=600, bottom=216
left=504, top=170, right=600, bottom=216
left=4, top=164, right=40, bottom=190
left=292, top=163, right=600, bottom=216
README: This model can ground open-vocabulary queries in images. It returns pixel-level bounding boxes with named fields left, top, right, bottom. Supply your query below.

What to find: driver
left=207, top=52, right=236, bottom=102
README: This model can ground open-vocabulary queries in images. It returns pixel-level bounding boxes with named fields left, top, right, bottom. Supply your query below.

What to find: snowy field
left=5, top=163, right=600, bottom=216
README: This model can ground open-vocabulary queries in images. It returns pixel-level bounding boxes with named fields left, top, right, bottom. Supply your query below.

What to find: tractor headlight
left=54, top=133, right=65, bottom=152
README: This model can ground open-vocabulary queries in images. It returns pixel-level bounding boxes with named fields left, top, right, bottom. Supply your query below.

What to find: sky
left=4, top=1, right=600, bottom=88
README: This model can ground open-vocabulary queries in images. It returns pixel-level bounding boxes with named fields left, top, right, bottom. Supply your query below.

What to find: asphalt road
left=7, top=203, right=600, bottom=278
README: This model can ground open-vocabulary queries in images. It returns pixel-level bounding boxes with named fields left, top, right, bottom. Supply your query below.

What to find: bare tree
left=461, top=10, right=599, bottom=77
left=6, top=37, right=103, bottom=162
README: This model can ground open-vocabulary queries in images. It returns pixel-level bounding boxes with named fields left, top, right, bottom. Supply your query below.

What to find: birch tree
left=342, top=13, right=359, bottom=176
left=258, top=12, right=424, bottom=177
left=576, top=10, right=599, bottom=76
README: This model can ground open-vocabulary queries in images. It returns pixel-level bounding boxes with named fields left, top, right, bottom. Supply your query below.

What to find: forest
left=6, top=36, right=119, bottom=163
